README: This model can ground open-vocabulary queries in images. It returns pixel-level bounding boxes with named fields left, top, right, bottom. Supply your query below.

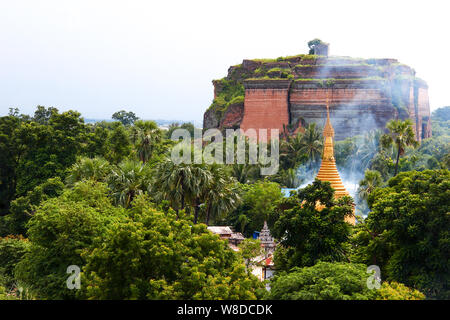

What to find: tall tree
left=80, top=198, right=264, bottom=299
left=272, top=179, right=353, bottom=271
left=66, top=157, right=112, bottom=186
left=152, top=158, right=211, bottom=223
left=131, top=120, right=162, bottom=163
left=108, top=160, right=152, bottom=208
left=381, top=119, right=418, bottom=176
left=357, top=170, right=383, bottom=201
left=354, top=169, right=450, bottom=299
left=203, top=165, right=241, bottom=225
left=267, top=262, right=424, bottom=300
left=298, top=123, right=323, bottom=170
left=106, top=122, right=132, bottom=164
left=111, top=110, right=139, bottom=126
left=14, top=181, right=124, bottom=299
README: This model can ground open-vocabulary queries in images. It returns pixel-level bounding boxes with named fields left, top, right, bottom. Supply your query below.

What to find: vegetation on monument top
left=252, top=53, right=319, bottom=63
left=207, top=78, right=245, bottom=115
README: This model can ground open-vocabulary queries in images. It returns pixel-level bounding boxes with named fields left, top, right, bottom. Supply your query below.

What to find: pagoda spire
left=315, top=93, right=355, bottom=224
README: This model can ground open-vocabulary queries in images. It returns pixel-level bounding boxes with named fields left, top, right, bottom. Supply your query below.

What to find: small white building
left=207, top=226, right=245, bottom=251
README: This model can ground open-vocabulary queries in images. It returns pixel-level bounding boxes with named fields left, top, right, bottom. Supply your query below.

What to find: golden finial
left=323, top=96, right=334, bottom=138
left=326, top=98, right=330, bottom=119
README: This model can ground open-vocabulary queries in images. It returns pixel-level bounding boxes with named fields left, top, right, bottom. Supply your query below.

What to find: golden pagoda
left=315, top=97, right=355, bottom=225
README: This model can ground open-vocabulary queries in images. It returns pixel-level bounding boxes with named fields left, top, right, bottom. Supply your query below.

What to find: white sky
left=0, top=0, right=448, bottom=121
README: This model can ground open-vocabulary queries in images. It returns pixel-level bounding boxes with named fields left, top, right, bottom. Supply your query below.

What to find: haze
left=1, top=0, right=448, bottom=121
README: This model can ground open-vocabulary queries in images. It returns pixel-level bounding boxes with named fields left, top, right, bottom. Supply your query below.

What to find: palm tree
left=108, top=160, right=152, bottom=208
left=299, top=123, right=323, bottom=169
left=188, top=164, right=212, bottom=224
left=231, top=163, right=259, bottom=184
left=237, top=214, right=249, bottom=234
left=152, top=158, right=189, bottom=214
left=281, top=168, right=302, bottom=188
left=381, top=119, right=418, bottom=175
left=280, top=132, right=307, bottom=170
left=131, top=120, right=162, bottom=163
left=66, top=157, right=111, bottom=186
left=356, top=130, right=383, bottom=171
left=203, top=165, right=241, bottom=225
left=357, top=170, right=383, bottom=201
left=152, top=158, right=212, bottom=223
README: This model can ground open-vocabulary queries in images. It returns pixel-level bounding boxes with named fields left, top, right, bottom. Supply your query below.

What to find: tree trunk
left=394, top=146, right=401, bottom=176
left=193, top=198, right=200, bottom=224
left=205, top=202, right=212, bottom=225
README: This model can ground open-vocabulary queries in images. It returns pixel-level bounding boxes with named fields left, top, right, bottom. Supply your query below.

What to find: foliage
left=208, top=79, right=244, bottom=115
left=0, top=236, right=30, bottom=289
left=355, top=170, right=450, bottom=299
left=431, top=106, right=450, bottom=138
left=14, top=181, right=124, bottom=299
left=108, top=160, right=153, bottom=208
left=272, top=180, right=353, bottom=271
left=297, top=123, right=323, bottom=169
left=268, top=262, right=376, bottom=300
left=227, top=180, right=283, bottom=237
left=0, top=109, right=86, bottom=214
left=0, top=285, right=17, bottom=300
left=267, top=262, right=424, bottom=300
left=202, top=164, right=241, bottom=225
left=376, top=281, right=425, bottom=300
left=357, top=170, right=383, bottom=201
left=0, top=177, right=65, bottom=236
left=80, top=199, right=264, bottom=299
left=307, top=39, right=328, bottom=54
left=238, top=239, right=263, bottom=273
left=166, top=122, right=196, bottom=139
left=66, top=157, right=112, bottom=186
left=381, top=119, right=418, bottom=175
left=131, top=120, right=162, bottom=163
left=111, top=110, right=139, bottom=126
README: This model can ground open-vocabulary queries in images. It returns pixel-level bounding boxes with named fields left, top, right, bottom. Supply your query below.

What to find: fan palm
left=354, top=130, right=383, bottom=171
left=231, top=163, right=259, bottom=184
left=280, top=132, right=307, bottom=169
left=299, top=123, right=323, bottom=169
left=381, top=119, right=418, bottom=175
left=152, top=158, right=212, bottom=223
left=131, top=120, right=162, bottom=163
left=66, top=157, right=111, bottom=186
left=108, top=160, right=151, bottom=208
left=357, top=170, right=382, bottom=201
left=203, top=165, right=241, bottom=225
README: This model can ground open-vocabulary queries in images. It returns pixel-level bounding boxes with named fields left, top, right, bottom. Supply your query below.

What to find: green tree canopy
left=14, top=181, right=124, bottom=299
left=0, top=177, right=64, bottom=236
left=0, top=236, right=30, bottom=289
left=353, top=169, right=450, bottom=299
left=272, top=180, right=353, bottom=271
left=267, top=262, right=424, bottom=300
left=81, top=197, right=264, bottom=299
left=111, top=110, right=139, bottom=126
left=227, top=180, right=283, bottom=237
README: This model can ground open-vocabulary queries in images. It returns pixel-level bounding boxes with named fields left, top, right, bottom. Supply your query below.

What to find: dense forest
left=0, top=106, right=448, bottom=300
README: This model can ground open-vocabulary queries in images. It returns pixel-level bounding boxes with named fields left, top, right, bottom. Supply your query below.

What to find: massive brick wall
left=204, top=55, right=432, bottom=142
left=289, top=81, right=395, bottom=140
left=240, top=80, right=291, bottom=141
left=237, top=80, right=431, bottom=141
